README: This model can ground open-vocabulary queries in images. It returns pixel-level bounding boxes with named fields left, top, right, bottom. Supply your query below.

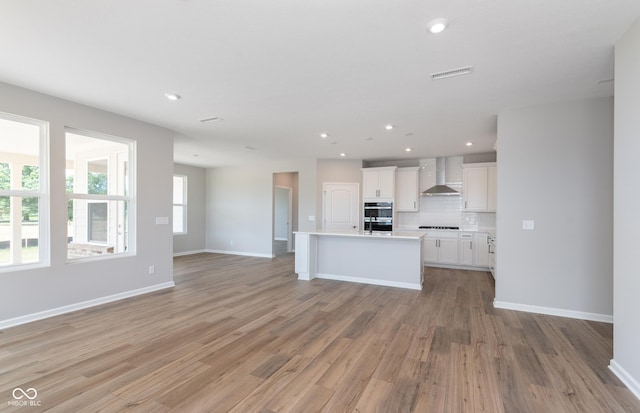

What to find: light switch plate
left=522, top=220, right=535, bottom=230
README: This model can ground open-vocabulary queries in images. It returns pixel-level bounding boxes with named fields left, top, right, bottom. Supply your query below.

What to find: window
left=0, top=112, right=49, bottom=270
left=66, top=129, right=135, bottom=260
left=173, top=175, right=187, bottom=234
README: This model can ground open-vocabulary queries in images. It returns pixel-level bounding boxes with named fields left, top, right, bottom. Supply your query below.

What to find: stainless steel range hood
left=422, top=157, right=459, bottom=196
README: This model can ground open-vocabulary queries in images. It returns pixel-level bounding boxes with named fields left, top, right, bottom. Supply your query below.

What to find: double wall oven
left=364, top=202, right=393, bottom=232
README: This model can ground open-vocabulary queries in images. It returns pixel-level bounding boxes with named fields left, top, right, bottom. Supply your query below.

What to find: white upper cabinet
left=462, top=162, right=496, bottom=212
left=395, top=167, right=420, bottom=211
left=362, top=167, right=396, bottom=201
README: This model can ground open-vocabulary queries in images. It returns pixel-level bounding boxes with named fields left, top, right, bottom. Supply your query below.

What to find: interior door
left=323, top=183, right=359, bottom=231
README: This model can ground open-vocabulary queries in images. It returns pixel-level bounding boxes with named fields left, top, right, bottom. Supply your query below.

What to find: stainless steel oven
left=364, top=202, right=393, bottom=232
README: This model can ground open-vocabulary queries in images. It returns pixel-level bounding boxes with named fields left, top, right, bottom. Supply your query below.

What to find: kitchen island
left=294, top=230, right=426, bottom=290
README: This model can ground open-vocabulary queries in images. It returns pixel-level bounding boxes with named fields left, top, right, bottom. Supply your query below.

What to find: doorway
left=273, top=172, right=299, bottom=257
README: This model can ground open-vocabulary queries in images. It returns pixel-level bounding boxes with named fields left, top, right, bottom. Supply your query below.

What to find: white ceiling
left=1, top=0, right=638, bottom=167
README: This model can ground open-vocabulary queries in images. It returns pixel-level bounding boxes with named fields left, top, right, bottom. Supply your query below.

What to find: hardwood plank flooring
left=1, top=252, right=639, bottom=412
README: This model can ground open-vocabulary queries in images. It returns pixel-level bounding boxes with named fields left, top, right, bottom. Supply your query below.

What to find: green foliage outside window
left=21, top=165, right=39, bottom=221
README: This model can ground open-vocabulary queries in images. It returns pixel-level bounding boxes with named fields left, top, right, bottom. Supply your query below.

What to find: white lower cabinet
left=460, top=233, right=474, bottom=266
left=460, top=232, right=490, bottom=268
left=423, top=231, right=459, bottom=265
left=473, top=233, right=490, bottom=267
left=424, top=231, right=491, bottom=269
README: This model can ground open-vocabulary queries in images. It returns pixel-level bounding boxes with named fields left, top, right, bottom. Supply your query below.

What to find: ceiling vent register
left=431, top=66, right=473, bottom=80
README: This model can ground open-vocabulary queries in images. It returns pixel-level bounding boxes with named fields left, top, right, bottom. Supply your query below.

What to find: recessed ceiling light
left=200, top=117, right=223, bottom=123
left=466, top=142, right=473, bottom=146
left=427, top=18, right=448, bottom=34
left=340, top=153, right=347, bottom=157
left=365, top=137, right=374, bottom=141
left=320, top=133, right=329, bottom=139
left=405, top=148, right=412, bottom=152
left=165, top=93, right=181, bottom=101
left=385, top=124, right=394, bottom=130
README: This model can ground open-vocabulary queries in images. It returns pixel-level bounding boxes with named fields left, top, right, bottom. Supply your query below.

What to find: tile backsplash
left=396, top=196, right=495, bottom=229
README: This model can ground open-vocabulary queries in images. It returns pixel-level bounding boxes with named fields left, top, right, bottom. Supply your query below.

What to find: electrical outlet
left=148, top=265, right=155, bottom=274
left=522, top=220, right=535, bottom=230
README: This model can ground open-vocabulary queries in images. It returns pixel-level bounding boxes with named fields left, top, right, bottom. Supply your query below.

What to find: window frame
left=0, top=111, right=50, bottom=273
left=173, top=174, right=187, bottom=235
left=65, top=127, right=136, bottom=262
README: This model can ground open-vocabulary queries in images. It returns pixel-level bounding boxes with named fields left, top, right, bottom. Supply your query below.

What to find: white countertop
left=394, top=226, right=496, bottom=234
left=294, top=229, right=426, bottom=240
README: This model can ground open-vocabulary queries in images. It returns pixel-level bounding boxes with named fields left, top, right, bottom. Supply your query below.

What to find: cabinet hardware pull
left=470, top=241, right=473, bottom=250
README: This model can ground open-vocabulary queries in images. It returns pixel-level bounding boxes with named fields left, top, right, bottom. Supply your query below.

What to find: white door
left=323, top=183, right=359, bottom=231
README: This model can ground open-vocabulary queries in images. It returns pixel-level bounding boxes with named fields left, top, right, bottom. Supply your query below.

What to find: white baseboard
left=173, top=249, right=206, bottom=257
left=0, top=282, right=175, bottom=330
left=274, top=237, right=287, bottom=241
left=609, top=359, right=640, bottom=401
left=314, top=272, right=422, bottom=291
left=493, top=300, right=613, bottom=323
left=205, top=249, right=273, bottom=258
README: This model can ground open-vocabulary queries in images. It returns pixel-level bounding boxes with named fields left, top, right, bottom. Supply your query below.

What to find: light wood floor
left=1, top=253, right=639, bottom=412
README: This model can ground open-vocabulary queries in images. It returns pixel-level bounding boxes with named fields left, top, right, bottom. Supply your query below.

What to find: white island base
left=294, top=230, right=425, bottom=290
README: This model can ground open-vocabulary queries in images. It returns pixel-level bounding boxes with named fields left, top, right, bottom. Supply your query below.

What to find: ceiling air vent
left=431, top=65, right=473, bottom=80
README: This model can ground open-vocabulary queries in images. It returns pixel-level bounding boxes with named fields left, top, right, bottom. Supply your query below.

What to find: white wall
left=206, top=159, right=317, bottom=257
left=0, top=81, right=175, bottom=326
left=173, top=163, right=206, bottom=255
left=496, top=97, right=614, bottom=321
left=612, top=17, right=640, bottom=399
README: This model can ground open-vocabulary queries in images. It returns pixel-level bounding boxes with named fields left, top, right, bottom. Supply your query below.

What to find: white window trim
left=65, top=127, right=136, bottom=262
left=0, top=111, right=50, bottom=273
left=173, top=174, right=187, bottom=235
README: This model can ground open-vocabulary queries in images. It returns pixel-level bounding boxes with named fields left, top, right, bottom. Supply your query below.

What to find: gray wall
left=0, top=81, right=174, bottom=325
left=206, top=159, right=317, bottom=257
left=613, top=17, right=640, bottom=397
left=496, top=97, right=614, bottom=320
left=173, top=163, right=206, bottom=255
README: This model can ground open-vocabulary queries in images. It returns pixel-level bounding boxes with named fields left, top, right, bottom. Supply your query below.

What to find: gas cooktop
left=418, top=225, right=460, bottom=230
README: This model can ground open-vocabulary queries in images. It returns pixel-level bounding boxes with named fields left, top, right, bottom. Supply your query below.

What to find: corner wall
left=611, top=17, right=640, bottom=399
left=496, top=97, right=614, bottom=321
left=205, top=159, right=317, bottom=257
left=0, top=82, right=175, bottom=327
left=173, top=163, right=206, bottom=255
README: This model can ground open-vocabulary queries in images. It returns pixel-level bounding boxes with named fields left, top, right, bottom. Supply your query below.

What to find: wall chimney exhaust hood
left=422, top=157, right=459, bottom=196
